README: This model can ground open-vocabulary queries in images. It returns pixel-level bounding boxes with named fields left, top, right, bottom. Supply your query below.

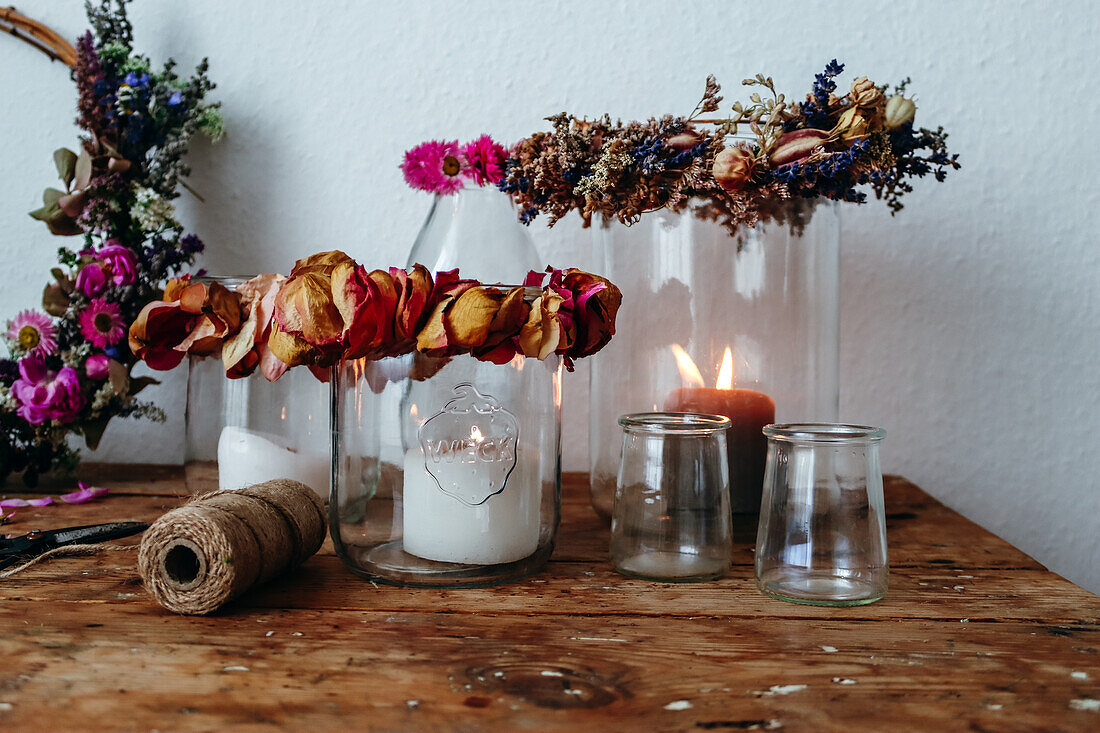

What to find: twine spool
left=138, top=479, right=326, bottom=615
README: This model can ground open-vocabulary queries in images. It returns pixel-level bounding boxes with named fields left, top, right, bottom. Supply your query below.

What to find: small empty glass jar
left=755, top=423, right=888, bottom=606
left=611, top=413, right=732, bottom=581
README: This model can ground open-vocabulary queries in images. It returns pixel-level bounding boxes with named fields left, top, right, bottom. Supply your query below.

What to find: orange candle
left=665, top=347, right=776, bottom=512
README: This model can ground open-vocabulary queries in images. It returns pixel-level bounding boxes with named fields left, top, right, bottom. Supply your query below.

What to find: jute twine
left=138, top=479, right=326, bottom=615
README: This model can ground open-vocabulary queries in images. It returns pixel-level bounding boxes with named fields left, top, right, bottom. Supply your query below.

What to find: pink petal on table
left=0, top=497, right=55, bottom=508
left=60, top=484, right=109, bottom=504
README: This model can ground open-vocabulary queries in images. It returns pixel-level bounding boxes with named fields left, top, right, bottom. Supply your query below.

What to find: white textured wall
left=2, top=1, right=1098, bottom=591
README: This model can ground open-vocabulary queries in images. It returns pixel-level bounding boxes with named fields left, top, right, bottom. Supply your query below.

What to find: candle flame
left=671, top=344, right=705, bottom=387
left=470, top=425, right=484, bottom=442
left=717, top=347, right=734, bottom=390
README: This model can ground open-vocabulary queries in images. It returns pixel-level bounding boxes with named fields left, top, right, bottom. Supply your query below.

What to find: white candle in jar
left=217, top=426, right=329, bottom=499
left=401, top=444, right=541, bottom=565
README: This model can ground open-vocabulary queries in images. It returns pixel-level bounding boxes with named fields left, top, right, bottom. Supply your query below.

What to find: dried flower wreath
left=500, top=61, right=959, bottom=236
left=128, top=251, right=622, bottom=379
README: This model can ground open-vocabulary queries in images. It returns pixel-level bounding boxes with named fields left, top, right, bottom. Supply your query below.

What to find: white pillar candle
left=217, top=426, right=329, bottom=499
left=401, top=447, right=540, bottom=565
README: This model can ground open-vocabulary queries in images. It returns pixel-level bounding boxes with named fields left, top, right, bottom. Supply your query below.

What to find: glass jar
left=184, top=278, right=330, bottom=498
left=331, top=349, right=562, bottom=587
left=611, top=413, right=732, bottom=582
left=589, top=203, right=840, bottom=519
left=755, top=423, right=888, bottom=606
left=407, top=187, right=542, bottom=283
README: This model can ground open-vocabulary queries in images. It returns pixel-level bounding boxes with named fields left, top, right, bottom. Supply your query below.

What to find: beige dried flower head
left=711, top=146, right=755, bottom=192
left=850, top=76, right=885, bottom=110
left=834, top=108, right=869, bottom=141
left=884, top=94, right=917, bottom=129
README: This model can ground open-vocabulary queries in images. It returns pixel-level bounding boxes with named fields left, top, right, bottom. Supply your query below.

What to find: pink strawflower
left=461, top=135, right=508, bottom=186
left=11, top=357, right=86, bottom=425
left=79, top=298, right=125, bottom=348
left=97, top=241, right=138, bottom=286
left=75, top=261, right=108, bottom=297
left=6, top=310, right=58, bottom=358
left=86, top=353, right=110, bottom=380
left=400, top=140, right=467, bottom=194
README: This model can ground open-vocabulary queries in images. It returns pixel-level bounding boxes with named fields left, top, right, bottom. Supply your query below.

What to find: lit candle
left=401, top=438, right=541, bottom=565
left=665, top=346, right=775, bottom=512
left=217, top=426, right=330, bottom=499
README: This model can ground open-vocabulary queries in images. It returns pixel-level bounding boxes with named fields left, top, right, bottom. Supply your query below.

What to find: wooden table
left=1, top=467, right=1098, bottom=731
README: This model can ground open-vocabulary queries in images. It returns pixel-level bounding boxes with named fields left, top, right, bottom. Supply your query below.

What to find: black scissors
left=0, top=522, right=148, bottom=571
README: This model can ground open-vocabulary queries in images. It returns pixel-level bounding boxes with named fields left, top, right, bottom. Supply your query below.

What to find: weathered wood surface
left=1, top=467, right=1098, bottom=731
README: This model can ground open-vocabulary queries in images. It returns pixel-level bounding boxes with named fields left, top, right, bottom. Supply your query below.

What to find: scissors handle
left=0, top=521, right=148, bottom=571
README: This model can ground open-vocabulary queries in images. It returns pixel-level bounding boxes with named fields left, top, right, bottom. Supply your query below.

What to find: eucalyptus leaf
left=46, top=216, right=84, bottom=237
left=42, top=283, right=70, bottom=316
left=128, top=376, right=160, bottom=396
left=50, top=267, right=74, bottom=293
left=108, top=359, right=129, bottom=396
left=74, top=150, right=93, bottom=191
left=54, top=148, right=78, bottom=188
left=28, top=203, right=57, bottom=222
left=81, top=417, right=111, bottom=451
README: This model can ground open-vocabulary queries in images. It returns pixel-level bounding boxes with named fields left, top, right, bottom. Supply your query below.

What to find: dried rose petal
left=128, top=300, right=197, bottom=370
left=60, top=483, right=109, bottom=504
left=473, top=286, right=529, bottom=360
left=162, top=275, right=191, bottom=302
left=519, top=291, right=572, bottom=360
left=0, top=497, right=55, bottom=508
left=562, top=269, right=622, bottom=358
left=446, top=287, right=505, bottom=349
left=223, top=274, right=286, bottom=376
left=392, top=265, right=434, bottom=344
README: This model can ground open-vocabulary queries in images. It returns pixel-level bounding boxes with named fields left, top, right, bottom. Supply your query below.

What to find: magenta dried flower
left=11, top=357, right=86, bottom=425
left=76, top=261, right=109, bottom=297
left=6, top=310, right=58, bottom=359
left=400, top=140, right=467, bottom=194
left=79, top=298, right=125, bottom=348
left=97, top=241, right=138, bottom=286
left=461, top=135, right=508, bottom=186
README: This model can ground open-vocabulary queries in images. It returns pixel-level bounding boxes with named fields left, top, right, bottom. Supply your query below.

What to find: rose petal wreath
left=499, top=61, right=959, bottom=236
left=0, top=1, right=222, bottom=486
left=128, top=252, right=622, bottom=380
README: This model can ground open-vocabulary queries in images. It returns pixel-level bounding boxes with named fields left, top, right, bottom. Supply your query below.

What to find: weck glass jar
left=184, top=277, right=330, bottom=498
left=407, top=187, right=541, bottom=283
left=589, top=202, right=840, bottom=519
left=331, top=346, right=562, bottom=587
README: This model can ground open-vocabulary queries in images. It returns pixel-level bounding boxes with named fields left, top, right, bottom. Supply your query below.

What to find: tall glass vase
left=407, top=187, right=541, bottom=283
left=588, top=203, right=840, bottom=519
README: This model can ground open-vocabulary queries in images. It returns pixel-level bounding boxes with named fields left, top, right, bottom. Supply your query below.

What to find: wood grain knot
left=463, top=662, right=624, bottom=709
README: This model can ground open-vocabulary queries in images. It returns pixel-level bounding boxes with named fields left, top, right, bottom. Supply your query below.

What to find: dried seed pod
left=769, top=129, right=830, bottom=167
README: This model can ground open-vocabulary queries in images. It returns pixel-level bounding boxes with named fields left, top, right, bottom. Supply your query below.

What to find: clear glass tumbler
left=755, top=423, right=888, bottom=606
left=611, top=413, right=732, bottom=582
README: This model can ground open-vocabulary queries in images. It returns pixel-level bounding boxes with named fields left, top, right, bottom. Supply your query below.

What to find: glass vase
left=331, top=349, right=562, bottom=587
left=611, top=413, right=732, bottom=582
left=407, top=187, right=542, bottom=283
left=755, top=423, right=888, bottom=606
left=184, top=278, right=330, bottom=498
left=589, top=203, right=840, bottom=519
